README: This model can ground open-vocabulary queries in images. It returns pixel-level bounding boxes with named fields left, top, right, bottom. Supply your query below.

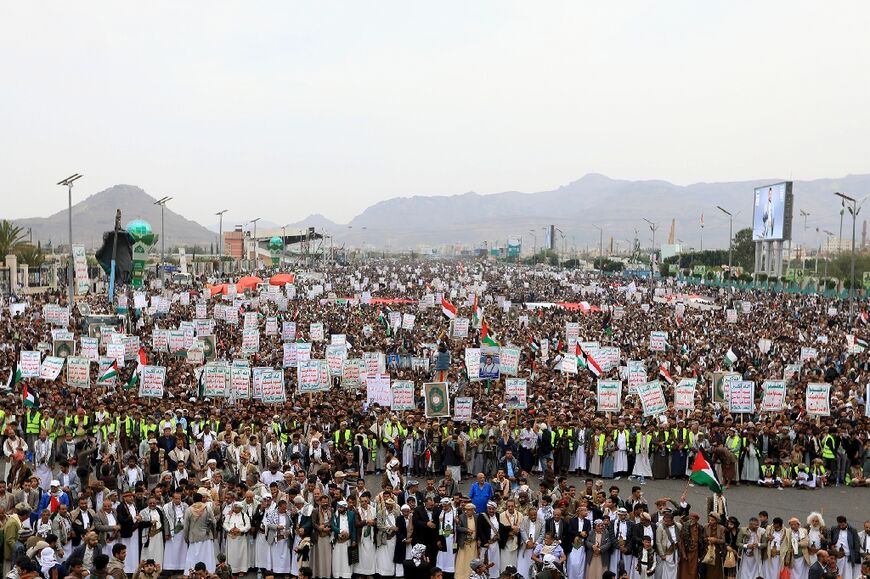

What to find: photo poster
left=712, top=371, right=741, bottom=404
left=504, top=378, right=527, bottom=410
left=423, top=382, right=450, bottom=418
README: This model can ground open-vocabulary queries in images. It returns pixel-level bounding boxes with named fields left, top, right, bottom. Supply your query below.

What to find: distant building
left=223, top=229, right=246, bottom=260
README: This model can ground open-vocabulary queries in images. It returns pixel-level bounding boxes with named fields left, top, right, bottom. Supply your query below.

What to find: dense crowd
left=0, top=260, right=867, bottom=579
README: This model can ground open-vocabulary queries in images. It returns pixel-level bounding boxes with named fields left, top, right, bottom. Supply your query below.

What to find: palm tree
left=0, top=220, right=26, bottom=257
left=16, top=243, right=45, bottom=267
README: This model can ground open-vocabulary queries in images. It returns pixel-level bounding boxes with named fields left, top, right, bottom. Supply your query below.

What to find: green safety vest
left=334, top=429, right=352, bottom=448
left=558, top=428, right=575, bottom=451
left=595, top=433, right=606, bottom=456
left=726, top=436, right=741, bottom=457
left=821, top=435, right=836, bottom=459
left=99, top=423, right=117, bottom=440
left=116, top=417, right=135, bottom=437
left=42, top=418, right=57, bottom=440
left=25, top=410, right=42, bottom=435
left=272, top=422, right=289, bottom=444
left=761, top=464, right=775, bottom=477
left=140, top=422, right=158, bottom=440
left=64, top=415, right=90, bottom=435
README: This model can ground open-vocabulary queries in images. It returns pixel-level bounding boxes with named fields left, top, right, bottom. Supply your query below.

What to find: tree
left=0, top=220, right=26, bottom=257
left=732, top=227, right=754, bottom=271
left=16, top=244, right=45, bottom=267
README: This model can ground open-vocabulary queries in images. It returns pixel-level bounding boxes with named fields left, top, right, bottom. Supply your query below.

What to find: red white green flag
left=689, top=452, right=723, bottom=493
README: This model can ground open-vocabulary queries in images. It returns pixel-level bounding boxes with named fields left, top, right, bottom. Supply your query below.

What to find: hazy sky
left=2, top=1, right=869, bottom=226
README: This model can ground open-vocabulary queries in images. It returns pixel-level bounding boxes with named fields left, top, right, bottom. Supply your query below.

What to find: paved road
left=387, top=475, right=869, bottom=525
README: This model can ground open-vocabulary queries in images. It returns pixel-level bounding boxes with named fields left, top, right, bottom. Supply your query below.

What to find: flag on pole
left=577, top=344, right=602, bottom=378
left=601, top=313, right=613, bottom=336
left=658, top=364, right=674, bottom=385
left=689, top=452, right=723, bottom=493
left=441, top=297, right=457, bottom=319
left=377, top=308, right=392, bottom=337
left=528, top=337, right=540, bottom=353
left=5, top=354, right=21, bottom=391
left=125, top=347, right=148, bottom=391
left=723, top=348, right=738, bottom=367
left=22, top=384, right=39, bottom=409
left=471, top=295, right=482, bottom=329
left=859, top=310, right=868, bottom=326
left=98, top=360, right=120, bottom=383
left=700, top=212, right=705, bottom=229
left=481, top=318, right=500, bottom=347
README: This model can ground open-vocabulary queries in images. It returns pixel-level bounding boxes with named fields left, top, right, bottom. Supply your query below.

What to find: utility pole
left=823, top=230, right=834, bottom=280
left=215, top=209, right=228, bottom=276
left=57, top=173, right=82, bottom=306
left=716, top=206, right=734, bottom=272
left=154, top=196, right=172, bottom=279
left=250, top=217, right=261, bottom=266
left=592, top=224, right=603, bottom=276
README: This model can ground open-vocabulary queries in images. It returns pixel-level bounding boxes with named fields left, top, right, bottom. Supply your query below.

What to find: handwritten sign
left=297, top=360, right=329, bottom=392
left=726, top=309, right=737, bottom=324
left=760, top=380, right=786, bottom=412
left=309, top=323, right=324, bottom=342
left=401, top=313, right=415, bottom=331
left=800, top=347, right=817, bottom=362
left=637, top=380, right=667, bottom=417
left=452, top=318, right=469, bottom=338
left=366, top=375, right=392, bottom=407
left=649, top=331, right=668, bottom=352
left=241, top=329, right=260, bottom=355
left=20, top=351, right=41, bottom=378
left=204, top=365, right=229, bottom=398
left=674, top=378, right=697, bottom=411
left=326, top=345, right=348, bottom=377
left=728, top=380, right=755, bottom=414
left=66, top=357, right=90, bottom=388
left=596, top=380, right=621, bottom=412
left=453, top=397, right=473, bottom=421
left=282, top=321, right=297, bottom=342
left=231, top=366, right=250, bottom=399
left=499, top=347, right=521, bottom=376
left=363, top=351, right=384, bottom=378
left=80, top=337, right=98, bottom=361
left=560, top=353, right=578, bottom=374
left=505, top=378, right=528, bottom=410
left=805, top=382, right=830, bottom=416
left=106, top=342, right=125, bottom=365
left=628, top=360, right=647, bottom=391
left=139, top=366, right=166, bottom=398
left=341, top=359, right=365, bottom=388
left=40, top=356, right=65, bottom=381
left=390, top=380, right=415, bottom=410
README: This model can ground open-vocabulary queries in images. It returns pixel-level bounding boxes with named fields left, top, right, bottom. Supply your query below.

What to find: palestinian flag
left=528, top=337, right=541, bottom=353
left=601, top=313, right=613, bottom=336
left=98, top=360, right=120, bottom=383
left=377, top=308, right=392, bottom=337
left=859, top=310, right=868, bottom=326
left=689, top=452, right=723, bottom=493
left=658, top=364, right=674, bottom=385
left=481, top=318, right=500, bottom=347
left=441, top=297, right=457, bottom=319
left=5, top=355, right=21, bottom=390
left=22, top=384, right=39, bottom=409
left=857, top=337, right=869, bottom=349
left=723, top=348, right=738, bottom=367
left=576, top=343, right=602, bottom=378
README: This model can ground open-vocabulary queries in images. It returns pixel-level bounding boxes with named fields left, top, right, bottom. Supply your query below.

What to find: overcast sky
left=2, top=1, right=869, bottom=226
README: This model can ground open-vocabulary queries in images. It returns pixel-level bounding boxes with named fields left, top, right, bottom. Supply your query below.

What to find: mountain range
left=9, top=174, right=870, bottom=251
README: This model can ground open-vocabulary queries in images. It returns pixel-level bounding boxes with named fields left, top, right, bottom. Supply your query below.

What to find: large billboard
left=752, top=181, right=793, bottom=241
left=507, top=238, right=521, bottom=257
left=544, top=225, right=555, bottom=250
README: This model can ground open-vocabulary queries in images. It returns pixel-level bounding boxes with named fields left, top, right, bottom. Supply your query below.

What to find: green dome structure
left=126, top=219, right=156, bottom=245
left=269, top=236, right=284, bottom=249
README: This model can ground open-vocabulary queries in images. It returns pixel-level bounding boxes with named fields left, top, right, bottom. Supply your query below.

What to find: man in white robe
left=140, top=497, right=166, bottom=567
left=162, top=493, right=188, bottom=573
left=223, top=502, right=251, bottom=574
left=655, top=511, right=681, bottom=579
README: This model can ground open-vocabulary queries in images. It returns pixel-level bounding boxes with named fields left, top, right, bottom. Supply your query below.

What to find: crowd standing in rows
left=0, top=260, right=867, bottom=579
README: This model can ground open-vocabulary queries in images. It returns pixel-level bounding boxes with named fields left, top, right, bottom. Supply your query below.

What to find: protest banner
left=168, top=330, right=185, bottom=354
left=195, top=302, right=207, bottom=318
left=504, top=378, right=528, bottom=409
left=331, top=334, right=347, bottom=346
left=390, top=380, right=415, bottom=410
left=783, top=363, right=802, bottom=382
left=423, top=382, right=450, bottom=418
left=363, top=351, right=384, bottom=378
left=726, top=309, right=737, bottom=323
left=310, top=323, right=324, bottom=341
left=261, top=369, right=286, bottom=403
left=760, top=380, right=786, bottom=412
left=453, top=397, right=473, bottom=421
left=613, top=306, right=625, bottom=320
left=596, top=380, right=621, bottom=413
left=106, top=343, right=125, bottom=365
left=282, top=322, right=297, bottom=342
left=411, top=357, right=429, bottom=372
left=465, top=348, right=481, bottom=382
left=452, top=318, right=470, bottom=338
left=278, top=342, right=293, bottom=367
left=298, top=360, right=329, bottom=393
left=152, top=329, right=169, bottom=352
left=800, top=347, right=817, bottom=361
left=342, top=359, right=365, bottom=389
left=241, top=329, right=260, bottom=355
left=597, top=346, right=620, bottom=372
left=40, top=356, right=65, bottom=381
left=627, top=360, right=646, bottom=391
left=231, top=366, right=251, bottom=399
left=674, top=378, right=697, bottom=411
left=728, top=381, right=755, bottom=414
left=80, top=337, right=98, bottom=361
left=366, top=375, right=392, bottom=407
left=43, top=305, right=70, bottom=327
left=499, top=347, right=520, bottom=376
left=203, top=364, right=229, bottom=397
left=121, top=335, right=140, bottom=361
left=401, top=314, right=415, bottom=331
left=637, top=380, right=667, bottom=417
left=66, top=357, right=90, bottom=388
left=20, top=351, right=41, bottom=378
left=243, top=312, right=258, bottom=329
left=139, top=366, right=166, bottom=398
left=560, top=353, right=578, bottom=374
left=224, top=307, right=239, bottom=325
left=805, top=383, right=831, bottom=416
left=326, top=344, right=348, bottom=377
left=712, top=371, right=740, bottom=403
left=741, top=301, right=751, bottom=314
left=649, top=331, right=668, bottom=352
left=265, top=316, right=278, bottom=336
left=565, top=322, right=580, bottom=342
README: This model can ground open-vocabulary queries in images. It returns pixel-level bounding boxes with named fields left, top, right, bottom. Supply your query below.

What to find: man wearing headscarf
left=331, top=500, right=356, bottom=579
left=224, top=501, right=251, bottom=575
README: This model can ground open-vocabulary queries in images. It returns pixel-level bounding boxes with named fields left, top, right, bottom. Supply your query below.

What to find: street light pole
left=642, top=218, right=658, bottom=276
left=154, top=196, right=172, bottom=279
left=215, top=209, right=228, bottom=276
left=57, top=174, right=82, bottom=306
left=250, top=217, right=261, bottom=266
left=716, top=206, right=734, bottom=271
left=834, top=192, right=864, bottom=318
left=592, top=224, right=603, bottom=276
left=823, top=229, right=834, bottom=280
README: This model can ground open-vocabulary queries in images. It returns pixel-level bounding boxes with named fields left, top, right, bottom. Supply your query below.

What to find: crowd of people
left=0, top=259, right=867, bottom=579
